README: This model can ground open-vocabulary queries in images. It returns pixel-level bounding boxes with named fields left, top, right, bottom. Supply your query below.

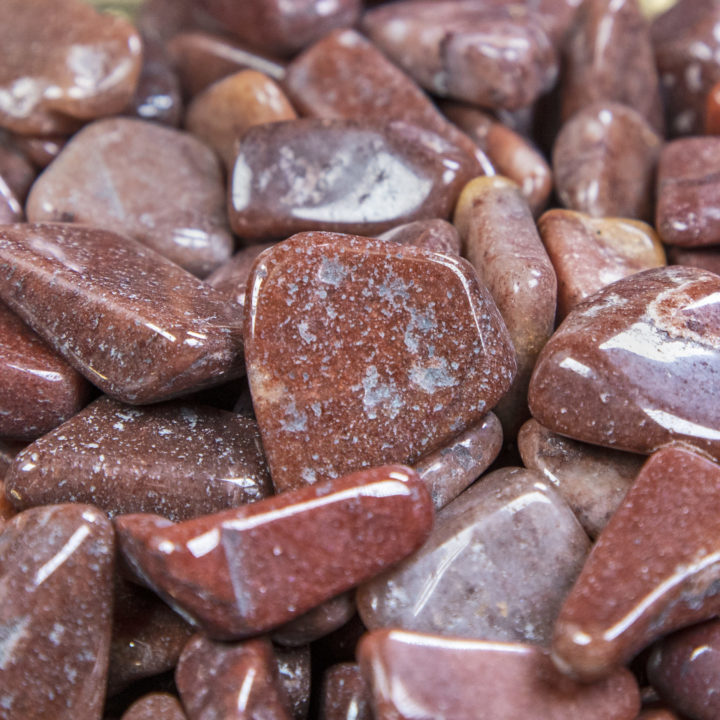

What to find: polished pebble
left=273, top=593, right=356, bottom=647
left=11, top=133, right=67, bottom=169
left=668, top=246, right=720, bottom=275
left=0, top=133, right=36, bottom=201
left=319, top=663, right=372, bottom=720
left=275, top=645, right=311, bottom=720
left=121, top=694, right=188, bottom=720
left=206, top=242, right=274, bottom=309
left=376, top=219, right=461, bottom=256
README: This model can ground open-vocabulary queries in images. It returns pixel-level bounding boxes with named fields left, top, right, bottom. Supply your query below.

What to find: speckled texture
left=273, top=593, right=356, bottom=647
left=0, top=504, right=114, bottom=719
left=319, top=663, right=372, bottom=720
left=121, top=694, right=187, bottom=720
left=0, top=223, right=245, bottom=405
left=274, top=645, right=311, bottom=720
left=376, top=219, right=461, bottom=256
left=116, top=465, right=434, bottom=640
left=6, top=396, right=270, bottom=521
left=244, top=232, right=516, bottom=492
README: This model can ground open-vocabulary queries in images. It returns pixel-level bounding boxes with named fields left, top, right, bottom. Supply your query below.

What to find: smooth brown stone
left=539, top=210, right=666, bottom=319
left=455, top=176, right=557, bottom=436
left=176, top=635, right=291, bottom=719
left=186, top=70, right=296, bottom=169
left=11, top=133, right=67, bottom=169
left=273, top=593, right=356, bottom=647
left=6, top=396, right=270, bottom=520
left=518, top=419, right=643, bottom=538
left=116, top=465, right=434, bottom=639
left=0, top=0, right=142, bottom=135
left=206, top=242, right=275, bottom=309
left=414, top=412, right=503, bottom=510
left=0, top=178, right=22, bottom=224
left=0, top=133, right=36, bottom=201
left=0, top=504, right=114, bottom=719
left=319, top=663, right=372, bottom=720
left=0, top=223, right=245, bottom=405
left=229, top=120, right=479, bottom=242
left=376, top=219, right=461, bottom=256
left=0, top=440, right=23, bottom=480
left=358, top=629, right=641, bottom=720
left=121, top=694, right=187, bottom=720
left=553, top=447, right=720, bottom=681
left=275, top=645, right=311, bottom=720
left=244, top=232, right=515, bottom=492
left=668, top=246, right=720, bottom=275
left=553, top=102, right=661, bottom=221
left=27, top=118, right=232, bottom=277
left=529, top=266, right=720, bottom=459
left=0, top=302, right=91, bottom=440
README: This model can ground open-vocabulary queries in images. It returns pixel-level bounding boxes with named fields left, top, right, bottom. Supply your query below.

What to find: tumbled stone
left=0, top=173, right=22, bottom=223
left=553, top=447, right=720, bottom=681
left=0, top=302, right=91, bottom=440
left=363, top=1, right=557, bottom=110
left=0, top=133, right=36, bottom=201
left=455, top=176, right=557, bottom=436
left=414, top=412, right=503, bottom=510
left=275, top=645, right=311, bottom=720
left=6, top=396, right=270, bottom=520
left=116, top=465, right=434, bottom=639
left=319, top=663, right=372, bottom=720
left=668, top=246, right=720, bottom=275
left=0, top=504, right=114, bottom=718
left=377, top=219, right=461, bottom=256
left=244, top=232, right=515, bottom=491
left=273, top=593, right=356, bottom=647
left=206, top=242, right=274, bottom=310
left=539, top=210, right=666, bottom=319
left=553, top=102, right=661, bottom=221
left=0, top=440, right=23, bottom=480
left=186, top=70, right=296, bottom=168
left=529, top=266, right=720, bottom=459
left=229, top=120, right=479, bottom=242
left=358, top=629, right=641, bottom=720
left=0, top=0, right=142, bottom=135
left=0, top=223, right=245, bottom=405
left=357, top=467, right=589, bottom=645
left=121, top=694, right=187, bottom=720
left=27, top=118, right=233, bottom=277
left=706, top=79, right=720, bottom=133
left=11, top=133, right=67, bottom=168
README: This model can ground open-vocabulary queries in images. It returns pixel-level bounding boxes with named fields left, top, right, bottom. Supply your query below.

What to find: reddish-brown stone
left=376, top=219, right=461, bottom=256
left=0, top=174, right=22, bottom=223
left=706, top=79, right=720, bottom=133
left=206, top=242, right=275, bottom=310
left=635, top=710, right=681, bottom=720
left=668, top=246, right=720, bottom=275
left=11, top=133, right=67, bottom=169
left=0, top=440, right=23, bottom=480
left=0, top=133, right=36, bottom=201
left=275, top=645, right=311, bottom=720
left=273, top=593, right=356, bottom=647
left=319, top=663, right=372, bottom=720
left=121, top=694, right=187, bottom=720
left=244, top=232, right=515, bottom=492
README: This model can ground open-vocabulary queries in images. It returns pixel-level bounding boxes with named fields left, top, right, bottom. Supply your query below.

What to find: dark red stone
left=668, top=246, right=720, bottom=275
left=207, top=242, right=275, bottom=311
left=273, top=593, right=356, bottom=647
left=121, top=693, right=187, bottom=720
left=376, top=219, right=461, bottom=256
left=319, top=663, right=372, bottom=720
left=11, top=133, right=67, bottom=169
left=275, top=645, right=311, bottom=720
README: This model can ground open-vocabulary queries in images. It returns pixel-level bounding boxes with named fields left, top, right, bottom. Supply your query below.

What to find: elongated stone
left=319, top=664, right=372, bottom=720
left=273, top=593, right=356, bottom=647
left=207, top=242, right=274, bottom=310
left=0, top=223, right=245, bottom=405
left=668, top=246, right=720, bottom=275
left=528, top=266, right=720, bottom=459
left=358, top=630, right=640, bottom=720
left=553, top=447, right=720, bottom=681
left=116, top=465, right=434, bottom=639
left=377, top=219, right=461, bottom=256
left=357, top=467, right=589, bottom=645
left=275, top=645, right=311, bottom=720
left=244, top=232, right=515, bottom=492
left=121, top=694, right=187, bottom=720
left=0, top=504, right=114, bottom=719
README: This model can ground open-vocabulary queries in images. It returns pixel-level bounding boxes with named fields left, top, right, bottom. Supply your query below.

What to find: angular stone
left=0, top=0, right=142, bottom=135
left=0, top=504, right=114, bottom=718
left=27, top=118, right=233, bottom=277
left=207, top=242, right=274, bottom=310
left=455, top=176, right=557, bottom=436
left=121, top=694, right=187, bottom=720
left=229, top=120, right=479, bottom=242
left=116, top=465, right=434, bottom=639
left=6, top=396, right=270, bottom=521
left=244, top=232, right=515, bottom=491
left=273, top=593, right=356, bottom=647
left=0, top=302, right=91, bottom=440
left=529, top=266, right=720, bottom=459
left=553, top=102, right=661, bottom=221
left=358, top=629, right=641, bottom=720
left=186, top=70, right=297, bottom=169
left=539, top=210, right=666, bottom=319
left=357, top=467, right=589, bottom=645
left=668, top=246, right=720, bottom=275
left=414, top=413, right=503, bottom=510
left=0, top=223, right=245, bottom=404
left=275, top=645, right=311, bottom=720
left=319, top=663, right=372, bottom=720
left=377, top=219, right=461, bottom=256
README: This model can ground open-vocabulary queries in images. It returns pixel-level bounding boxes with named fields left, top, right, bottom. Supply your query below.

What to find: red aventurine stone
left=668, top=246, right=720, bottom=275
left=273, top=593, right=356, bottom=647
left=207, top=242, right=275, bottom=309
left=319, top=663, right=372, bottom=720
left=376, top=219, right=461, bottom=256
left=553, top=447, right=720, bottom=681
left=121, top=693, right=187, bottom=720
left=358, top=629, right=640, bottom=720
left=244, top=232, right=515, bottom=492
left=528, top=266, right=720, bottom=459
left=0, top=504, right=114, bottom=719
left=275, top=645, right=312, bottom=720
left=115, top=465, right=433, bottom=639
left=0, top=223, right=245, bottom=405
left=0, top=302, right=91, bottom=440
left=0, top=0, right=142, bottom=135
left=27, top=118, right=233, bottom=277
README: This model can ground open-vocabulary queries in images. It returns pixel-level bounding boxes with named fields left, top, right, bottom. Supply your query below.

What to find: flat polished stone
left=0, top=223, right=245, bottom=405
left=358, top=629, right=641, bottom=720
left=27, top=118, right=233, bottom=277
left=377, top=220, right=461, bottom=256
left=553, top=447, right=720, bottom=681
left=529, top=266, right=720, bottom=459
left=319, top=663, right=372, bottom=720
left=116, top=465, right=434, bottom=639
left=244, top=232, right=515, bottom=492
left=121, top=694, right=187, bottom=720
left=273, top=593, right=356, bottom=647
left=668, top=246, right=720, bottom=275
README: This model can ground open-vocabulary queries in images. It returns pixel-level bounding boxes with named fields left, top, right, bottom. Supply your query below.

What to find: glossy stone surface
left=668, top=246, right=720, bottom=275
left=553, top=447, right=720, bottom=681
left=0, top=504, right=114, bottom=719
left=377, top=219, right=461, bottom=256
left=553, top=102, right=661, bottom=221
left=529, top=266, right=720, bottom=459
left=229, top=120, right=479, bottom=242
left=539, top=210, right=666, bottom=319
left=0, top=302, right=91, bottom=440
left=0, top=223, right=245, bottom=405
left=116, top=465, right=434, bottom=639
left=273, top=593, right=356, bottom=647
left=244, top=232, right=515, bottom=492
left=358, top=629, right=641, bottom=720
left=6, top=396, right=270, bottom=520
left=319, top=663, right=372, bottom=720
left=0, top=0, right=142, bottom=135
left=358, top=467, right=589, bottom=645
left=206, top=242, right=274, bottom=310
left=121, top=694, right=187, bottom=720
left=275, top=645, right=311, bottom=720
